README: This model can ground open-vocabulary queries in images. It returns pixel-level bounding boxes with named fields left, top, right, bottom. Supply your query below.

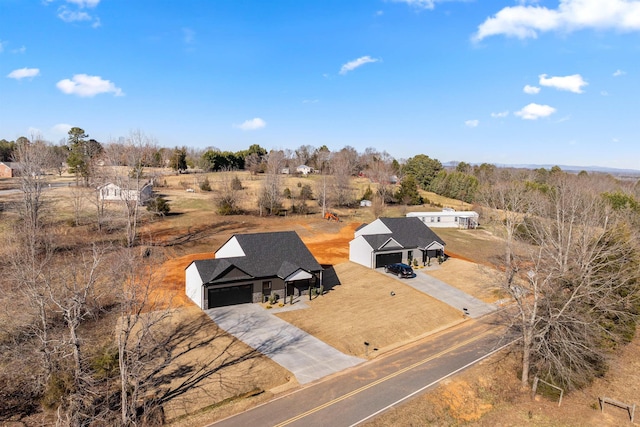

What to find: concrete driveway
left=205, top=304, right=364, bottom=384
left=388, top=270, right=497, bottom=318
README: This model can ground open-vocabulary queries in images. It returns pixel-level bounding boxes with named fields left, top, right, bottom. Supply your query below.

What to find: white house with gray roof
left=407, top=208, right=479, bottom=229
left=349, top=217, right=445, bottom=269
left=185, top=231, right=323, bottom=309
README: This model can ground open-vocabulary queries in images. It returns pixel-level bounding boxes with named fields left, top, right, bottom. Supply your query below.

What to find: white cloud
left=56, top=0, right=100, bottom=26
left=473, top=0, right=640, bottom=42
left=58, top=8, right=92, bottom=23
left=613, top=69, right=626, bottom=77
left=7, top=68, right=40, bottom=80
left=390, top=0, right=437, bottom=9
left=515, top=103, right=556, bottom=120
left=0, top=40, right=5, bottom=53
left=234, top=118, right=266, bottom=131
left=523, top=84, right=540, bottom=94
left=12, top=46, right=26, bottom=54
left=601, top=90, right=609, bottom=96
left=52, top=123, right=73, bottom=136
left=539, top=73, right=587, bottom=93
left=465, top=119, right=479, bottom=127
left=339, top=56, right=380, bottom=75
left=65, top=0, right=100, bottom=7
left=491, top=111, right=509, bottom=118
left=56, top=74, right=124, bottom=97
left=303, top=99, right=319, bottom=104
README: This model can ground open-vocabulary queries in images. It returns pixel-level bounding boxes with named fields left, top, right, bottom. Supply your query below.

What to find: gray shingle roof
left=361, top=217, right=445, bottom=250
left=193, top=231, right=322, bottom=284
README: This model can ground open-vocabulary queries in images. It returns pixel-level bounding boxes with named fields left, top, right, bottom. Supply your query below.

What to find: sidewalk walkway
left=205, top=304, right=364, bottom=384
left=398, top=271, right=497, bottom=318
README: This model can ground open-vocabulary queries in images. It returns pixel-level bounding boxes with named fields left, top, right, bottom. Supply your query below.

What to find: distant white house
left=360, top=199, right=372, bottom=207
left=98, top=182, right=154, bottom=205
left=296, top=165, right=312, bottom=175
left=407, top=208, right=479, bottom=229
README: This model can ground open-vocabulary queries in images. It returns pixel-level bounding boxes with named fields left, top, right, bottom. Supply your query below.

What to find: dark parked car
left=384, top=263, right=414, bottom=278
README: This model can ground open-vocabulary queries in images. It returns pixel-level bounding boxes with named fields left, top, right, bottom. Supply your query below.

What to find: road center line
left=349, top=340, right=515, bottom=426
left=273, top=329, right=497, bottom=427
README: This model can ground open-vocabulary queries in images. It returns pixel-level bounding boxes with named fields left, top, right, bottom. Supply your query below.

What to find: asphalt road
left=210, top=315, right=513, bottom=427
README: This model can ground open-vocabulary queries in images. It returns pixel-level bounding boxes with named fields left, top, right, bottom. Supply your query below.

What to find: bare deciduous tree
left=258, top=150, right=285, bottom=215
left=330, top=147, right=357, bottom=207
left=103, top=130, right=157, bottom=247
left=13, top=135, right=52, bottom=239
left=48, top=245, right=106, bottom=425
left=488, top=171, right=640, bottom=390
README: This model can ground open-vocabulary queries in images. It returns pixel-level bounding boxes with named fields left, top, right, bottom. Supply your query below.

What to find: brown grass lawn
left=154, top=306, right=294, bottom=422
left=425, top=258, right=506, bottom=303
left=275, top=262, right=464, bottom=358
left=4, top=171, right=639, bottom=426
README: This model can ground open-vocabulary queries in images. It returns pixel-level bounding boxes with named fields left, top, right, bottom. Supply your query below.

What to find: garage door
left=208, top=284, right=253, bottom=308
left=375, top=252, right=402, bottom=268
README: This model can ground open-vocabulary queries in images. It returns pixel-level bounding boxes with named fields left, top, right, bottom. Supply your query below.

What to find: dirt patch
left=302, top=222, right=360, bottom=264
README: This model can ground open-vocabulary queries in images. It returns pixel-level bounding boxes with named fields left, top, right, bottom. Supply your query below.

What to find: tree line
left=3, top=127, right=640, bottom=425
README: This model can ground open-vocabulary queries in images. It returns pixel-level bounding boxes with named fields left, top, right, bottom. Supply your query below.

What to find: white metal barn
left=407, top=208, right=479, bottom=229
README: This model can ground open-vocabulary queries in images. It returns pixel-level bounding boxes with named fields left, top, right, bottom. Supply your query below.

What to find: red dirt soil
left=151, top=218, right=478, bottom=309
left=152, top=221, right=361, bottom=307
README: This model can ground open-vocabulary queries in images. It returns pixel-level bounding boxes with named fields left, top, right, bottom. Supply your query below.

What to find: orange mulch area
left=150, top=220, right=495, bottom=309
left=151, top=220, right=362, bottom=308
left=152, top=251, right=214, bottom=308
left=301, top=222, right=360, bottom=265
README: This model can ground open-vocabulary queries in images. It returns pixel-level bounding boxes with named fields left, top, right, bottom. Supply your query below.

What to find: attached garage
left=375, top=252, right=402, bottom=268
left=207, top=284, right=253, bottom=309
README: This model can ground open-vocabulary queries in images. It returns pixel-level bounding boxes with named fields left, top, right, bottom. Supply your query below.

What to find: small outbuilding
left=349, top=217, right=445, bottom=269
left=407, top=208, right=479, bottom=229
left=185, top=231, right=323, bottom=309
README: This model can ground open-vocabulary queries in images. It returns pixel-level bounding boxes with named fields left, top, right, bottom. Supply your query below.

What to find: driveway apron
left=205, top=304, right=364, bottom=384
left=397, top=271, right=497, bottom=318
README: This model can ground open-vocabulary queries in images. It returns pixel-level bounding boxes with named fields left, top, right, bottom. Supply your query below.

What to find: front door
left=262, top=281, right=272, bottom=302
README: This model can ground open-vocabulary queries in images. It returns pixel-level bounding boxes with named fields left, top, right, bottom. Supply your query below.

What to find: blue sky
left=2, top=0, right=640, bottom=170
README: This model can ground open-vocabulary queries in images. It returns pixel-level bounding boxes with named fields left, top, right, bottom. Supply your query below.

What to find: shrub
left=146, top=197, right=170, bottom=216
left=231, top=175, right=243, bottom=190
left=200, top=176, right=211, bottom=191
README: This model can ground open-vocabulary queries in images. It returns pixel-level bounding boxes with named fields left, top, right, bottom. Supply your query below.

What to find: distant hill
left=444, top=162, right=640, bottom=177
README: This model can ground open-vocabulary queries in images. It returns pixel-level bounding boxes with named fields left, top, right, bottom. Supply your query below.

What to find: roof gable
left=192, top=231, right=322, bottom=284
left=216, top=236, right=246, bottom=258
left=378, top=237, right=402, bottom=250
left=354, top=218, right=392, bottom=237
left=355, top=217, right=445, bottom=251
left=379, top=217, right=445, bottom=248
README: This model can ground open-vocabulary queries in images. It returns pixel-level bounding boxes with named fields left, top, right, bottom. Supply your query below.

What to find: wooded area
left=1, top=129, right=639, bottom=425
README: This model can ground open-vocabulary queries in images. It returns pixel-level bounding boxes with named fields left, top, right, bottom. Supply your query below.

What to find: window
left=437, top=217, right=441, bottom=222
left=430, top=217, right=435, bottom=222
